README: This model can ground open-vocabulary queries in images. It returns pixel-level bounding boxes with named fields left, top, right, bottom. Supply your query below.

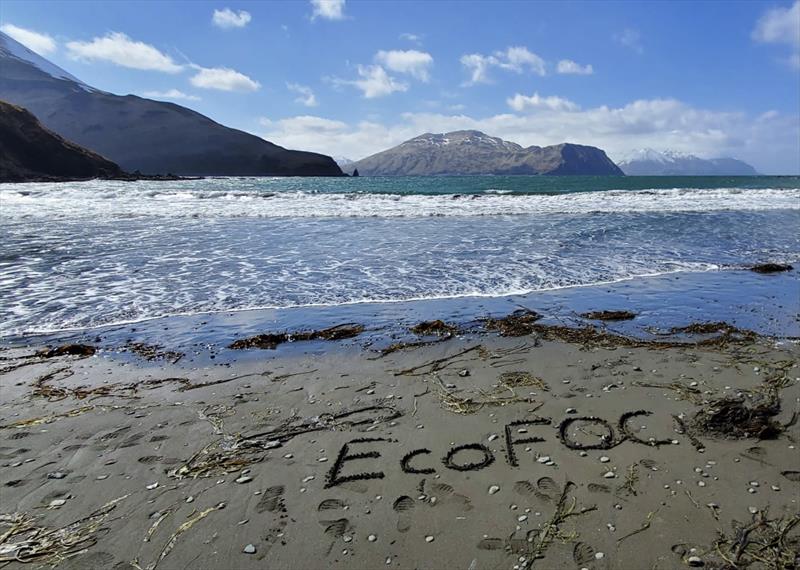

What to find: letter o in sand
left=443, top=443, right=495, bottom=472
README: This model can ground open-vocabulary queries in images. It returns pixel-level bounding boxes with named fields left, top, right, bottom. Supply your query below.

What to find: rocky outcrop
left=0, top=100, right=124, bottom=182
left=0, top=31, right=343, bottom=177
left=349, top=131, right=623, bottom=176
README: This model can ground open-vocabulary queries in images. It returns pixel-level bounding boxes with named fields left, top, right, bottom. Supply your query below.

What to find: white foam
left=1, top=182, right=798, bottom=221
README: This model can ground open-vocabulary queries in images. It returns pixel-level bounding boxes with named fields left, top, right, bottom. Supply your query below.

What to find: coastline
left=1, top=268, right=798, bottom=569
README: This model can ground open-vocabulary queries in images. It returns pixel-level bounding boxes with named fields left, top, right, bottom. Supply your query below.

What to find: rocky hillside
left=0, top=100, right=124, bottom=182
left=617, top=149, right=759, bottom=175
left=349, top=131, right=623, bottom=176
left=0, top=32, right=343, bottom=177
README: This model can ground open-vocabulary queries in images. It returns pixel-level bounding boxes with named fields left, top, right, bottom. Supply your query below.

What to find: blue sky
left=2, top=0, right=799, bottom=172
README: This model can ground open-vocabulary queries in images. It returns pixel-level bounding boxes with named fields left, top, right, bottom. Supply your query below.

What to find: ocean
left=1, top=175, right=798, bottom=340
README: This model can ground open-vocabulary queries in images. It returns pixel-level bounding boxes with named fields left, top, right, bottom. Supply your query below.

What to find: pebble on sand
left=235, top=475, right=253, bottom=484
left=146, top=482, right=159, bottom=490
left=488, top=485, right=501, bottom=495
left=425, top=536, right=434, bottom=543
left=368, top=534, right=377, bottom=542
left=243, top=544, right=256, bottom=554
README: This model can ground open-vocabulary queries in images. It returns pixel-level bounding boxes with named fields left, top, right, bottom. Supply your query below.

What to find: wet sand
left=1, top=317, right=798, bottom=569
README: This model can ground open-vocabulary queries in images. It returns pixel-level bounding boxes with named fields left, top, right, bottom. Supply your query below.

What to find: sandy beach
left=1, top=301, right=798, bottom=570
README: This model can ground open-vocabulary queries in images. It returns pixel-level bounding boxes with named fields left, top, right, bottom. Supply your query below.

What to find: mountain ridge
left=0, top=32, right=343, bottom=177
left=349, top=130, right=624, bottom=176
left=617, top=148, right=759, bottom=175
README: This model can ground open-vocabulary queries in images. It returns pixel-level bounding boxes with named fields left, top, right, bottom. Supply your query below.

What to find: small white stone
left=425, top=535, right=434, bottom=543
left=771, top=485, right=781, bottom=491
left=343, top=536, right=352, bottom=543
left=518, top=515, right=528, bottom=522
left=318, top=457, right=328, bottom=463
left=697, top=481, right=706, bottom=487
left=243, top=544, right=256, bottom=554
left=748, top=488, right=757, bottom=494
left=48, top=499, right=67, bottom=508
left=235, top=475, right=252, bottom=484
left=537, top=456, right=550, bottom=464
left=603, top=471, right=616, bottom=479
left=385, top=557, right=392, bottom=565
left=599, top=456, right=610, bottom=463
left=146, top=482, right=158, bottom=490
left=748, top=506, right=759, bottom=514
left=749, top=481, right=759, bottom=487
left=687, top=556, right=703, bottom=567
left=367, top=534, right=377, bottom=542
left=284, top=453, right=293, bottom=459
left=488, top=485, right=500, bottom=495
left=595, top=552, right=605, bottom=560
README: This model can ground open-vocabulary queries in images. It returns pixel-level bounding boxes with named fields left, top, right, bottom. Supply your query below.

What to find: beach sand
left=1, top=312, right=798, bottom=570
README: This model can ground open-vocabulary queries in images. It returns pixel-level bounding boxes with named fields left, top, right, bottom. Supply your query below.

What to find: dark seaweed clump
left=410, top=320, right=457, bottom=336
left=229, top=323, right=364, bottom=350
left=691, top=397, right=785, bottom=440
left=581, top=310, right=637, bottom=321
left=750, top=263, right=793, bottom=274
left=36, top=344, right=96, bottom=358
left=484, top=309, right=542, bottom=337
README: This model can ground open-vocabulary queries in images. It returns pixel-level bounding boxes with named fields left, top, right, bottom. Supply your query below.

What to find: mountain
left=349, top=131, right=624, bottom=176
left=0, top=32, right=343, bottom=177
left=0, top=100, right=124, bottom=182
left=617, top=148, right=759, bottom=175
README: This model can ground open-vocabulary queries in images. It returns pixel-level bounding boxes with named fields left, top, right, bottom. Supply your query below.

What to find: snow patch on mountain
left=0, top=31, right=89, bottom=88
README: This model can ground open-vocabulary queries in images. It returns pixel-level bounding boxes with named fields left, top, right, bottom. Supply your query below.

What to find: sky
left=1, top=0, right=799, bottom=173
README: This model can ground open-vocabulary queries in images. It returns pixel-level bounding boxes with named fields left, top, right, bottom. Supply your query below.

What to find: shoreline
left=1, top=267, right=799, bottom=569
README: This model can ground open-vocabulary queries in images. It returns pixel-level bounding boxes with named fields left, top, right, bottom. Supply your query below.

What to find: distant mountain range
left=348, top=130, right=623, bottom=176
left=0, top=100, right=124, bottom=182
left=617, top=148, right=759, bottom=175
left=0, top=31, right=343, bottom=177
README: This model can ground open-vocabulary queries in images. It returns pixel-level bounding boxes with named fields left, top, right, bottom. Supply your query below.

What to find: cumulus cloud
left=260, top=98, right=799, bottom=173
left=0, top=23, right=57, bottom=55
left=375, top=49, right=433, bottom=81
left=310, top=0, right=346, bottom=20
left=507, top=92, right=579, bottom=112
left=752, top=1, right=800, bottom=69
left=66, top=32, right=183, bottom=72
left=460, top=46, right=546, bottom=84
left=212, top=8, right=252, bottom=29
left=287, top=82, right=318, bottom=106
left=614, top=28, right=643, bottom=54
left=556, top=59, right=594, bottom=75
left=190, top=66, right=260, bottom=91
left=141, top=89, right=201, bottom=101
left=332, top=64, right=407, bottom=98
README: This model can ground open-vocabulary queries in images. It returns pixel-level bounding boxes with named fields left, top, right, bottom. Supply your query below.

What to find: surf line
left=324, top=410, right=676, bottom=488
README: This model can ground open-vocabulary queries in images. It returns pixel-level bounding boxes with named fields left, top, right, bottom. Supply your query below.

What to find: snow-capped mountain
left=349, top=130, right=624, bottom=176
left=617, top=148, right=759, bottom=175
left=0, top=32, right=88, bottom=88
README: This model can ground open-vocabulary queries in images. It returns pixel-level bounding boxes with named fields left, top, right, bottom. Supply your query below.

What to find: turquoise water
left=0, top=176, right=798, bottom=337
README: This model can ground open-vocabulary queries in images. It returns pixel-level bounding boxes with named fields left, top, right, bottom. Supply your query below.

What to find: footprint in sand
left=573, top=541, right=596, bottom=566
left=254, top=486, right=289, bottom=559
left=393, top=495, right=415, bottom=533
left=427, top=482, right=473, bottom=511
left=316, top=498, right=351, bottom=555
left=256, top=485, right=286, bottom=513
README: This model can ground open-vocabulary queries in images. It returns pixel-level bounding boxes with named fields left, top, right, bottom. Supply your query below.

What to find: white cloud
left=0, top=23, right=57, bottom=55
left=753, top=1, right=800, bottom=45
left=557, top=59, right=594, bottom=75
left=66, top=32, right=183, bottom=73
left=287, top=82, right=318, bottom=106
left=142, top=89, right=201, bottom=101
left=333, top=64, right=407, bottom=98
left=190, top=66, right=260, bottom=91
left=614, top=28, right=643, bottom=54
left=752, top=1, right=800, bottom=69
left=212, top=8, right=252, bottom=29
left=375, top=49, right=433, bottom=81
left=260, top=98, right=799, bottom=173
left=460, top=46, right=546, bottom=84
left=507, top=92, right=579, bottom=112
left=399, top=32, right=422, bottom=44
left=310, top=0, right=346, bottom=20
